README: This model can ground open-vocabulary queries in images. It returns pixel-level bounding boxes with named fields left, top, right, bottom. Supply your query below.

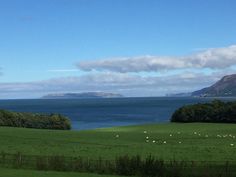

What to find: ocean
left=0, top=97, right=235, bottom=130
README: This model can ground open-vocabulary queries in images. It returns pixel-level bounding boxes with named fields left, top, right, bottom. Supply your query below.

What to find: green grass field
left=0, top=123, right=236, bottom=161
left=0, top=168, right=125, bottom=177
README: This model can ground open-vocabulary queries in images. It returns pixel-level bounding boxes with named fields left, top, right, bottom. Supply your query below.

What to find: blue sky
left=0, top=0, right=236, bottom=98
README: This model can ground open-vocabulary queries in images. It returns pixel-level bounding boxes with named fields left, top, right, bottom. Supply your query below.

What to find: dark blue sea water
left=0, top=97, right=235, bottom=130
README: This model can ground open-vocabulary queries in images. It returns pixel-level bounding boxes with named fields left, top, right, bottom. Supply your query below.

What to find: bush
left=0, top=110, right=71, bottom=130
left=171, top=100, right=236, bottom=123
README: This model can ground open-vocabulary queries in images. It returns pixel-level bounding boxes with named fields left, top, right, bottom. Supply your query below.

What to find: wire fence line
left=0, top=152, right=236, bottom=177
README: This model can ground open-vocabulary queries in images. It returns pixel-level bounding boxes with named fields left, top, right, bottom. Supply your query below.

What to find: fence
left=0, top=152, right=236, bottom=177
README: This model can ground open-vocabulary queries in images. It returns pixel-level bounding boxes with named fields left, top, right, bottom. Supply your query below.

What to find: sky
left=0, top=0, right=236, bottom=98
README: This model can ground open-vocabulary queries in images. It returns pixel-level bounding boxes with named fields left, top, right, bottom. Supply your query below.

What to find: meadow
left=0, top=123, right=236, bottom=161
left=0, top=123, right=236, bottom=176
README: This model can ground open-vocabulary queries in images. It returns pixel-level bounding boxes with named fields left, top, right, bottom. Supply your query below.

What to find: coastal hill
left=41, top=92, right=123, bottom=99
left=192, top=74, right=236, bottom=97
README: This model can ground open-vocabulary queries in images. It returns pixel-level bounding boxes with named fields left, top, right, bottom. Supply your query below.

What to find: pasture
left=0, top=123, right=235, bottom=162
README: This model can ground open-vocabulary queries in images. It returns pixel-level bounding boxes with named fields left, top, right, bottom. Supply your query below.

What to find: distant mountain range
left=42, top=92, right=123, bottom=99
left=192, top=74, right=236, bottom=97
left=167, top=74, right=236, bottom=97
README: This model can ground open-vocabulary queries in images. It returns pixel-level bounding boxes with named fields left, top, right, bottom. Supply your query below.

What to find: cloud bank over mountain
left=0, top=71, right=232, bottom=99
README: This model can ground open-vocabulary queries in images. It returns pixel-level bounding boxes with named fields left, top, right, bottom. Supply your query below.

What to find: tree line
left=0, top=109, right=71, bottom=130
left=171, top=100, right=236, bottom=123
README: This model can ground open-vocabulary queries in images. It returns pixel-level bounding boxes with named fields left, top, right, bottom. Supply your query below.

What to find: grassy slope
left=0, top=168, right=125, bottom=177
left=0, top=123, right=236, bottom=161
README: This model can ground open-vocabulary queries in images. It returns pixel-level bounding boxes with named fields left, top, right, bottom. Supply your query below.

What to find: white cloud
left=77, top=45, right=236, bottom=73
